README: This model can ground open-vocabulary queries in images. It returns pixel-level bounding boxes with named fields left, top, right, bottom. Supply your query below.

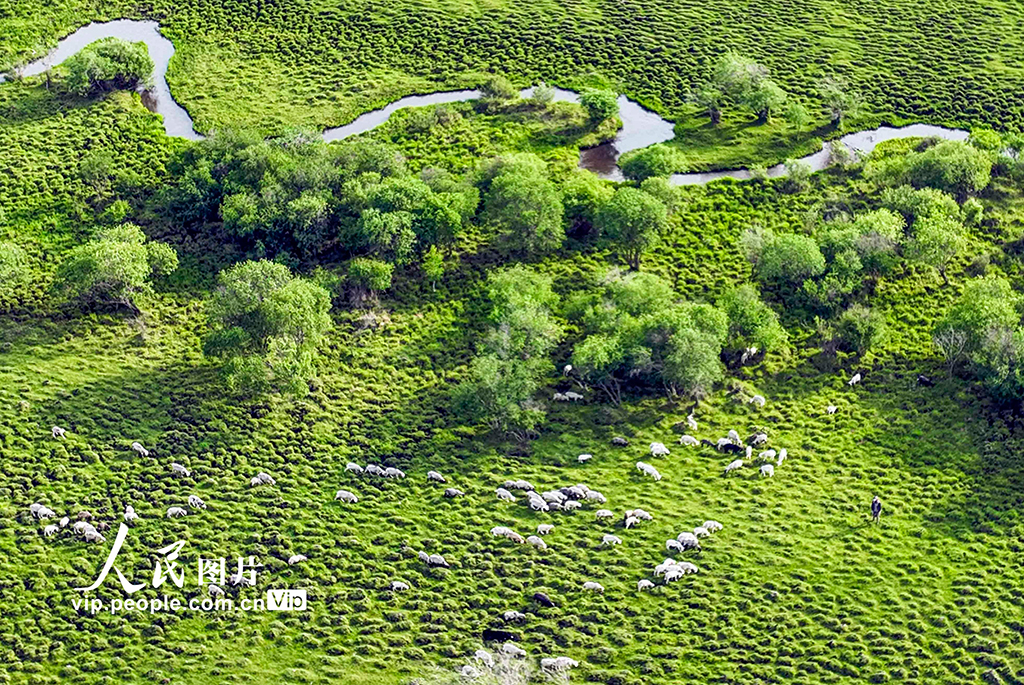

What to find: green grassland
left=3, top=6, right=1024, bottom=685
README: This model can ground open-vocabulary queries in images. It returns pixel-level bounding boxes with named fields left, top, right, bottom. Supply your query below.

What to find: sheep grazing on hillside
left=503, top=610, right=526, bottom=623
left=703, top=520, right=723, bottom=533
left=390, top=581, right=409, bottom=592
left=611, top=436, right=629, bottom=447
left=624, top=516, right=639, bottom=529
left=123, top=506, right=138, bottom=522
left=693, top=526, right=710, bottom=538
left=345, top=462, right=364, bottom=475
left=541, top=657, right=578, bottom=672
left=650, top=442, right=670, bottom=457
left=542, top=490, right=566, bottom=504
left=537, top=524, right=554, bottom=535
left=678, top=561, right=699, bottom=574
left=582, top=581, right=604, bottom=594
left=170, top=462, right=190, bottom=478
left=666, top=539, right=684, bottom=553
left=640, top=463, right=662, bottom=481
left=777, top=448, right=787, bottom=466
left=384, top=467, right=405, bottom=479
left=515, top=480, right=535, bottom=491
left=601, top=534, right=622, bottom=546
left=427, top=553, right=450, bottom=568
left=526, top=535, right=548, bottom=550
left=51, top=426, right=67, bottom=439
left=490, top=526, right=512, bottom=537
left=585, top=490, right=608, bottom=503
left=365, top=464, right=384, bottom=476
left=679, top=434, right=699, bottom=447
left=443, top=487, right=465, bottom=498
left=43, top=524, right=59, bottom=537
left=72, top=521, right=95, bottom=535
left=563, top=364, right=573, bottom=376
left=687, top=413, right=698, bottom=431
left=725, top=459, right=744, bottom=474
left=256, top=472, right=276, bottom=486
left=287, top=554, right=307, bottom=566
left=501, top=642, right=527, bottom=658
left=749, top=394, right=766, bottom=408
left=565, top=391, right=584, bottom=402
left=760, top=464, right=775, bottom=478
left=745, top=445, right=753, bottom=460
left=563, top=500, right=582, bottom=511
left=166, top=507, right=188, bottom=518
left=335, top=489, right=358, bottom=503
left=495, top=488, right=516, bottom=503
left=427, top=470, right=446, bottom=483
left=553, top=392, right=569, bottom=402
left=826, top=404, right=838, bottom=415
left=59, top=516, right=70, bottom=528
left=577, top=453, right=593, bottom=463
left=849, top=372, right=862, bottom=386
left=418, top=551, right=429, bottom=563
left=727, top=429, right=741, bottom=443
left=528, top=497, right=549, bottom=512
left=637, top=579, right=655, bottom=591
left=633, top=508, right=653, bottom=521
left=595, top=509, right=614, bottom=520
left=131, top=441, right=150, bottom=457
left=84, top=530, right=106, bottom=543
left=758, top=449, right=777, bottom=463
left=208, top=583, right=225, bottom=597
left=188, top=495, right=206, bottom=510
left=750, top=432, right=769, bottom=446
left=676, top=532, right=700, bottom=550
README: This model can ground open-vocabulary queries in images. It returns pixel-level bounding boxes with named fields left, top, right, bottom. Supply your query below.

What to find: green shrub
left=63, top=38, right=153, bottom=95
left=580, top=88, right=619, bottom=122
left=619, top=144, right=684, bottom=181
left=835, top=305, right=889, bottom=355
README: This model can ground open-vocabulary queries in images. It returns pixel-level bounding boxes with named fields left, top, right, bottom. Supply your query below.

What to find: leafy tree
left=749, top=231, right=826, bottom=286
left=705, top=52, right=789, bottom=122
left=348, top=258, right=394, bottom=301
left=619, top=144, right=684, bottom=181
left=782, top=159, right=812, bottom=193
left=835, top=305, right=888, bottom=355
left=935, top=277, right=1021, bottom=355
left=0, top=241, right=29, bottom=308
left=422, top=246, right=444, bottom=291
left=817, top=77, right=862, bottom=124
left=904, top=141, right=993, bottom=200
left=717, top=285, right=788, bottom=355
left=596, top=187, right=669, bottom=269
left=561, top=170, right=613, bottom=236
left=53, top=223, right=177, bottom=314
left=639, top=177, right=683, bottom=215
left=579, top=89, right=619, bottom=122
left=784, top=100, right=811, bottom=127
left=480, top=75, right=518, bottom=100
left=689, top=85, right=725, bottom=125
left=747, top=78, right=788, bottom=122
left=962, top=198, right=984, bottom=226
left=882, top=185, right=960, bottom=224
left=64, top=38, right=153, bottom=95
left=204, top=260, right=332, bottom=394
left=482, top=153, right=564, bottom=256
left=355, top=208, right=417, bottom=265
left=905, top=213, right=968, bottom=283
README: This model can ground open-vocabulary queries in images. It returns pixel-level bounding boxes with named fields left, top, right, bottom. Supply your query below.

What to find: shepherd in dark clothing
left=871, top=496, right=882, bottom=523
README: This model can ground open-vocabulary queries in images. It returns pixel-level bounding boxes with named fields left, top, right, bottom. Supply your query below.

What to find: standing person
left=870, top=496, right=882, bottom=523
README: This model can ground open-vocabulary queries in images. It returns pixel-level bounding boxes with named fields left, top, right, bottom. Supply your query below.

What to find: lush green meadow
left=3, top=3, right=1024, bottom=685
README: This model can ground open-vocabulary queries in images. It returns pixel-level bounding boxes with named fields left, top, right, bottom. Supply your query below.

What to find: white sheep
left=749, top=394, right=766, bottom=408
left=166, top=506, right=188, bottom=518
left=208, top=583, right=225, bottom=597
left=496, top=488, right=515, bottom=503
left=633, top=508, right=653, bottom=521
left=849, top=372, right=862, bottom=386
left=51, top=426, right=67, bottom=439
left=676, top=532, right=700, bottom=549
left=44, top=524, right=59, bottom=537
left=390, top=581, right=409, bottom=591
left=513, top=480, right=534, bottom=491
left=503, top=610, right=526, bottom=623
left=287, top=554, right=307, bottom=565
left=595, top=509, right=614, bottom=520
left=826, top=404, right=838, bottom=415
left=123, top=506, right=138, bottom=522
left=752, top=432, right=769, bottom=445
left=563, top=364, right=573, bottom=376
left=758, top=449, right=777, bottom=462
left=418, top=551, right=430, bottom=563
left=250, top=476, right=263, bottom=487
left=537, top=524, right=554, bottom=535
left=461, top=665, right=481, bottom=679
left=542, top=490, right=566, bottom=503
left=529, top=498, right=549, bottom=512
left=526, top=535, right=548, bottom=550
left=188, top=495, right=206, bottom=510
left=563, top=500, right=582, bottom=511
left=541, top=657, right=578, bottom=672
left=687, top=413, right=698, bottom=431
left=703, top=520, right=723, bottom=533
left=501, top=642, right=526, bottom=658
left=694, top=526, right=710, bottom=538
left=585, top=490, right=607, bottom=503
left=335, top=489, right=358, bottom=503
left=384, top=467, right=405, bottom=479
left=577, top=453, right=592, bottom=463
left=624, top=516, right=639, bottom=529
left=678, top=561, right=699, bottom=574
left=427, top=553, right=449, bottom=567
left=679, top=434, right=699, bottom=446
left=664, top=567, right=685, bottom=582
left=777, top=448, right=787, bottom=466
left=491, top=526, right=512, bottom=537
left=637, top=462, right=661, bottom=481
left=666, top=539, right=683, bottom=553
left=746, top=445, right=753, bottom=459
left=582, top=581, right=604, bottom=593
left=637, top=579, right=655, bottom=591
left=257, top=472, right=276, bottom=485
left=131, top=441, right=150, bottom=457
left=444, top=488, right=464, bottom=498
left=72, top=521, right=95, bottom=535
left=760, top=464, right=774, bottom=478
left=565, top=391, right=584, bottom=401
left=84, top=530, right=106, bottom=543
left=345, top=462, right=364, bottom=475
left=728, top=429, right=741, bottom=443
left=427, top=470, right=446, bottom=483
left=601, top=534, right=622, bottom=546
left=170, top=462, right=190, bottom=477
left=725, top=459, right=744, bottom=474
left=717, top=437, right=733, bottom=449
left=650, top=442, right=670, bottom=457
left=474, top=649, right=494, bottom=668
left=553, top=392, right=569, bottom=402
left=366, top=464, right=384, bottom=476
left=654, top=559, right=677, bottom=576
left=33, top=505, right=57, bottom=519
left=59, top=516, right=70, bottom=528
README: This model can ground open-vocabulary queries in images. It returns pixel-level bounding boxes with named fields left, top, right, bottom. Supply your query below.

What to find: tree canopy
left=596, top=187, right=669, bottom=269
left=63, top=38, right=153, bottom=95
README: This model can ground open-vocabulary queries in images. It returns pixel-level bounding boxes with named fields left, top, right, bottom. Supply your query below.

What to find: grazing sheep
left=633, top=508, right=653, bottom=521
left=745, top=445, right=753, bottom=459
left=650, top=442, right=670, bottom=457
left=503, top=610, right=526, bottom=623
left=84, top=530, right=106, bottom=543
left=513, top=480, right=535, bottom=491
left=250, top=476, right=263, bottom=487
left=595, top=509, right=614, bottom=520
left=624, top=516, right=639, bottom=529
left=585, top=490, right=607, bottom=503
left=384, top=467, right=406, bottom=479
left=444, top=488, right=465, bottom=498
left=542, top=490, right=566, bottom=503
left=287, top=554, right=307, bottom=565
left=526, top=535, right=548, bottom=550
left=418, top=551, right=430, bottom=563
left=777, top=448, right=787, bottom=466
left=760, top=464, right=774, bottom=478
left=703, top=520, right=723, bottom=533
left=553, top=392, right=569, bottom=402
left=427, top=470, right=446, bottom=483
left=725, top=459, right=744, bottom=474
left=43, top=524, right=59, bottom=537
left=687, top=413, right=698, bottom=431
left=751, top=432, right=769, bottom=445
left=849, top=372, right=862, bottom=386
left=461, top=665, right=481, bottom=679
left=389, top=581, right=410, bottom=592
left=577, top=453, right=593, bottom=463
left=533, top=592, right=555, bottom=607
left=501, top=642, right=526, bottom=658
left=72, top=521, right=95, bottom=535
left=59, top=516, right=70, bottom=528
left=637, top=579, right=655, bottom=591
left=678, top=561, right=699, bottom=574
left=166, top=507, right=188, bottom=518
left=528, top=498, right=549, bottom=512
left=563, top=500, right=582, bottom=511
left=335, top=489, right=358, bottom=503
left=638, top=462, right=661, bottom=481
left=131, top=442, right=150, bottom=457
left=611, top=437, right=629, bottom=447
left=428, top=553, right=449, bottom=567
left=541, top=657, right=578, bottom=672
left=679, top=434, right=699, bottom=447
left=170, top=462, right=190, bottom=477
left=676, top=532, right=700, bottom=549
left=491, top=526, right=512, bottom=537
left=826, top=404, right=838, bottom=415
left=51, top=426, right=67, bottom=439
left=123, top=506, right=138, bottom=522
left=582, top=581, right=604, bottom=593
left=208, top=584, right=225, bottom=597
left=537, top=524, right=554, bottom=535
left=563, top=364, right=572, bottom=376
left=666, top=539, right=683, bottom=553
left=728, top=430, right=741, bottom=443
left=758, top=449, right=777, bottom=462
left=602, top=534, right=622, bottom=546
left=565, top=485, right=587, bottom=499
left=345, top=462, right=364, bottom=475
left=654, top=559, right=677, bottom=576
left=749, top=394, right=766, bottom=408
left=565, top=391, right=584, bottom=401
left=188, top=495, right=206, bottom=510
left=229, top=573, right=253, bottom=587
left=365, top=464, right=384, bottom=476
left=34, top=506, right=57, bottom=519
left=694, top=526, right=710, bottom=538
left=664, top=567, right=685, bottom=582
left=496, top=488, right=516, bottom=503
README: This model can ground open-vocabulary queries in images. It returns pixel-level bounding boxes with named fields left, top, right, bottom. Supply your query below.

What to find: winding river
left=4, top=20, right=970, bottom=185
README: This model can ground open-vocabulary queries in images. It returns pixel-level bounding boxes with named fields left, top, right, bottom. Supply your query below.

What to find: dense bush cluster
left=62, top=38, right=153, bottom=95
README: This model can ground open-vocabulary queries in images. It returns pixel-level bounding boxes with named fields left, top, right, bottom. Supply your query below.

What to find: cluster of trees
left=63, top=37, right=153, bottom=95
left=869, top=138, right=993, bottom=201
